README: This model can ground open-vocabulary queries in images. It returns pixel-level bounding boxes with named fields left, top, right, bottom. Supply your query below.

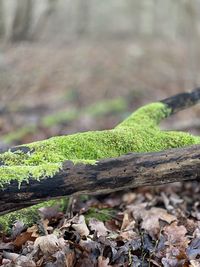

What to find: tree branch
left=161, top=87, right=200, bottom=114
left=1, top=88, right=200, bottom=215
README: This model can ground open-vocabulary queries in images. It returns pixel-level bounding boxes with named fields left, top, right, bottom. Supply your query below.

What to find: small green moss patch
left=0, top=199, right=64, bottom=233
left=85, top=207, right=115, bottom=223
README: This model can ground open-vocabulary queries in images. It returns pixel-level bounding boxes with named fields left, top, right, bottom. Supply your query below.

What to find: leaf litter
left=1, top=182, right=200, bottom=266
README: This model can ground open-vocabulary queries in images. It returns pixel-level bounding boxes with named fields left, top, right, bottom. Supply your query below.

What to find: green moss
left=0, top=102, right=200, bottom=188
left=0, top=199, right=64, bottom=233
left=85, top=207, right=114, bottom=223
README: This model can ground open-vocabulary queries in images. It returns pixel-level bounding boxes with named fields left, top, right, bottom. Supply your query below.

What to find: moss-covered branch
left=0, top=88, right=200, bottom=216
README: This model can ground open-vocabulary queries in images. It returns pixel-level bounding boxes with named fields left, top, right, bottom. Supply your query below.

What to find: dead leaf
left=187, top=238, right=200, bottom=260
left=98, top=256, right=112, bottom=267
left=75, top=254, right=96, bottom=267
left=105, top=219, right=121, bottom=232
left=122, top=192, right=136, bottom=204
left=161, top=192, right=174, bottom=211
left=190, top=259, right=200, bottom=267
left=119, top=229, right=138, bottom=241
left=27, top=224, right=40, bottom=238
left=89, top=218, right=109, bottom=237
left=34, top=234, right=61, bottom=254
left=3, top=251, right=36, bottom=266
left=120, top=213, right=135, bottom=231
left=15, top=255, right=36, bottom=267
left=38, top=205, right=63, bottom=221
left=11, top=220, right=25, bottom=239
left=164, top=221, right=188, bottom=248
left=3, top=251, right=19, bottom=261
left=2, top=258, right=12, bottom=265
left=38, top=218, right=54, bottom=235
left=71, top=215, right=90, bottom=237
left=0, top=242, right=14, bottom=250
left=53, top=250, right=75, bottom=267
left=131, top=206, right=176, bottom=238
left=161, top=222, right=189, bottom=267
left=13, top=231, right=35, bottom=249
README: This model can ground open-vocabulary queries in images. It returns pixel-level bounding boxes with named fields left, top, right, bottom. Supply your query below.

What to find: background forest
left=0, top=0, right=200, bottom=145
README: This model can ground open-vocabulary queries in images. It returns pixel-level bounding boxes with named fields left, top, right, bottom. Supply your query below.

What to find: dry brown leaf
left=122, top=192, right=136, bottom=204
left=120, top=213, right=129, bottom=231
left=141, top=208, right=176, bottom=238
left=65, top=250, right=76, bottom=267
left=3, top=252, right=36, bottom=267
left=98, top=256, right=112, bottom=267
left=27, top=224, right=40, bottom=238
left=15, top=255, right=36, bottom=267
left=71, top=215, right=90, bottom=237
left=53, top=250, right=75, bottom=267
left=164, top=221, right=188, bottom=247
left=89, top=218, right=109, bottom=237
left=34, top=234, right=61, bottom=254
left=59, top=218, right=71, bottom=230
left=13, top=231, right=35, bottom=249
left=2, top=259, right=12, bottom=265
left=161, top=222, right=189, bottom=267
left=38, top=205, right=63, bottom=221
left=39, top=218, right=54, bottom=235
left=120, top=212, right=135, bottom=231
left=131, top=206, right=176, bottom=238
left=3, top=251, right=36, bottom=267
left=105, top=219, right=121, bottom=232
left=119, top=229, right=138, bottom=241
left=190, top=260, right=200, bottom=267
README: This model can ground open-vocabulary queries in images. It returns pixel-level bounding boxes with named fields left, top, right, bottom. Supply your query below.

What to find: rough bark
left=0, top=88, right=200, bottom=215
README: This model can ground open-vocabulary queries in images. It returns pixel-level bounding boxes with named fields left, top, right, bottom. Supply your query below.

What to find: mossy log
left=1, top=88, right=200, bottom=215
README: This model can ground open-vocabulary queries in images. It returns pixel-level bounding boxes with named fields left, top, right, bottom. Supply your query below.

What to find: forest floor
left=0, top=40, right=200, bottom=266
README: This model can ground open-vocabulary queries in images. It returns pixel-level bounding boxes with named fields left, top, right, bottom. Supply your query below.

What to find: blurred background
left=0, top=0, right=200, bottom=146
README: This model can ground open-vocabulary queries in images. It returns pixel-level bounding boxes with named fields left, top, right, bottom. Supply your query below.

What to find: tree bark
left=76, top=0, right=90, bottom=37
left=31, top=0, right=57, bottom=41
left=10, top=0, right=33, bottom=42
left=0, top=0, right=5, bottom=39
left=1, top=88, right=200, bottom=215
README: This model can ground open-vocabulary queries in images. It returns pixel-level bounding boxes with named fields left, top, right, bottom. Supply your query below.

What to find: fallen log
left=1, top=88, right=200, bottom=215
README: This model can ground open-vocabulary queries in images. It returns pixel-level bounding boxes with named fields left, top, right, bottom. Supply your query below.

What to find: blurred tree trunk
left=140, top=0, right=154, bottom=35
left=10, top=0, right=33, bottom=42
left=76, top=0, right=90, bottom=37
left=31, top=0, right=57, bottom=40
left=0, top=0, right=5, bottom=39
left=128, top=0, right=142, bottom=36
left=183, top=0, right=199, bottom=88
